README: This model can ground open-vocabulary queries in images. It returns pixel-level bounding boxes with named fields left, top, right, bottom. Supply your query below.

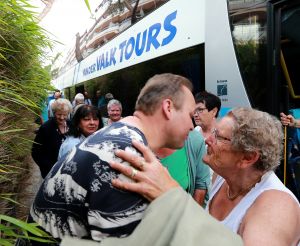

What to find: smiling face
left=54, top=110, right=68, bottom=127
left=108, top=104, right=122, bottom=122
left=79, top=114, right=100, bottom=137
left=203, top=116, right=242, bottom=174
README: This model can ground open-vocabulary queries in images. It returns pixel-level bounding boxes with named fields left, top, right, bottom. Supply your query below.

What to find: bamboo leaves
left=0, top=0, right=54, bottom=244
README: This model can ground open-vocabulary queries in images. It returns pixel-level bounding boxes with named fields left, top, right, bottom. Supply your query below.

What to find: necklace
left=226, top=178, right=261, bottom=200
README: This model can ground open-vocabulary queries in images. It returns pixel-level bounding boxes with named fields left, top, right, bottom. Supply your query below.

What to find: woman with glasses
left=32, top=98, right=72, bottom=178
left=107, top=107, right=300, bottom=245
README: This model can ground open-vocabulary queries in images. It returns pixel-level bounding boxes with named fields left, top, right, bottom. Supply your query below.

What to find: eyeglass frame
left=211, top=128, right=232, bottom=143
left=194, top=107, right=208, bottom=115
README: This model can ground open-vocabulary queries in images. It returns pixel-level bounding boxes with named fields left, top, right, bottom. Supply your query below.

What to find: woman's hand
left=280, top=112, right=296, bottom=127
left=110, top=140, right=180, bottom=201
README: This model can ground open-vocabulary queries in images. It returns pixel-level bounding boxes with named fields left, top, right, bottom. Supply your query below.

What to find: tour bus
left=52, top=0, right=300, bottom=197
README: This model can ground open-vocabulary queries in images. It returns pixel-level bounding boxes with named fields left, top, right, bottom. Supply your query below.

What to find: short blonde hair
left=135, top=73, right=193, bottom=115
left=51, top=98, right=72, bottom=114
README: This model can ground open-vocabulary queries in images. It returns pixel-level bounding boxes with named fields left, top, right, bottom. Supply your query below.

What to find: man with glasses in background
left=193, top=91, right=221, bottom=184
left=193, top=91, right=221, bottom=140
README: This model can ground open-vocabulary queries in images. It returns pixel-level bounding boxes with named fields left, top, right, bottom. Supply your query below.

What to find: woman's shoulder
left=37, top=119, right=56, bottom=133
left=243, top=188, right=300, bottom=236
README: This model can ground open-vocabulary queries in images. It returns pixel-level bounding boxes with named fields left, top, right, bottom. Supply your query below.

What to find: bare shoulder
left=240, top=190, right=300, bottom=246
left=253, top=189, right=299, bottom=208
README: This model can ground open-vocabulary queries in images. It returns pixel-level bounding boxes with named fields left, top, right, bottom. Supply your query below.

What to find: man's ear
left=211, top=107, right=218, bottom=118
left=162, top=99, right=173, bottom=120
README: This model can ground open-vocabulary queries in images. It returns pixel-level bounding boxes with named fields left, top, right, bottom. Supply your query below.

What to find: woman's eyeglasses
left=211, top=128, right=231, bottom=143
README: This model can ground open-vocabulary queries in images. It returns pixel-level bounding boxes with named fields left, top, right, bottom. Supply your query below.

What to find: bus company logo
left=217, top=84, right=227, bottom=96
left=82, top=10, right=178, bottom=77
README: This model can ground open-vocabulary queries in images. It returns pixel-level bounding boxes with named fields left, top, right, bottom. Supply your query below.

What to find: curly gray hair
left=228, top=107, right=283, bottom=171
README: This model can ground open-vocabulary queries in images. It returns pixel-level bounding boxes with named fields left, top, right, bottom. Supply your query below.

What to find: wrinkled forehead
left=216, top=116, right=235, bottom=132
left=55, top=110, right=68, bottom=115
left=109, top=104, right=121, bottom=111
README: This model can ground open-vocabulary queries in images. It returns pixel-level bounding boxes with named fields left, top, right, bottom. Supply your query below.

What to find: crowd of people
left=32, top=90, right=120, bottom=179
left=30, top=74, right=300, bottom=245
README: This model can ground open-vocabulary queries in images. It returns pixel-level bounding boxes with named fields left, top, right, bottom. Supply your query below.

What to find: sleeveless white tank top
left=206, top=171, right=299, bottom=233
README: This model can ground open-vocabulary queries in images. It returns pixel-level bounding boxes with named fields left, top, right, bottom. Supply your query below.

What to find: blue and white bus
left=52, top=0, right=300, bottom=196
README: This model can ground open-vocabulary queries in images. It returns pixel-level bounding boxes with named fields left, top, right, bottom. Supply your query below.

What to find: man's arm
left=239, top=190, right=300, bottom=246
left=188, top=130, right=211, bottom=204
left=193, top=188, right=207, bottom=206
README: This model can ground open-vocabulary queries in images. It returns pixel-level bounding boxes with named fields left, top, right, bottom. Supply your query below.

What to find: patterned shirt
left=30, top=122, right=149, bottom=241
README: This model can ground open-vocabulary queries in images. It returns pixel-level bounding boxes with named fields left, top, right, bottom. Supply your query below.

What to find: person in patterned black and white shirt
left=30, top=73, right=196, bottom=243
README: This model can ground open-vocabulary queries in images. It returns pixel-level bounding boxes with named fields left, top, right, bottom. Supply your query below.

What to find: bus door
left=269, top=0, right=300, bottom=199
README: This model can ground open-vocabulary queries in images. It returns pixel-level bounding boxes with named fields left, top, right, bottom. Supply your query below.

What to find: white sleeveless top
left=206, top=171, right=299, bottom=233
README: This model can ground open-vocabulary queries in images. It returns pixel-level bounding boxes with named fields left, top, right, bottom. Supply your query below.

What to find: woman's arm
left=239, top=190, right=300, bottom=246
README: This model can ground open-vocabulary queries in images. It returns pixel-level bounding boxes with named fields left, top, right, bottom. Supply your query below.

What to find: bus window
left=228, top=0, right=268, bottom=111
left=281, top=6, right=300, bottom=102
left=82, top=44, right=204, bottom=116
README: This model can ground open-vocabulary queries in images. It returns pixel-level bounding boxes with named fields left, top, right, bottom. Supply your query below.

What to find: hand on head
left=110, top=140, right=179, bottom=201
left=280, top=112, right=295, bottom=126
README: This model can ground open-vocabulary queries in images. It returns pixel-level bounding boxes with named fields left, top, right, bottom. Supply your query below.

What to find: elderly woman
left=58, top=105, right=103, bottom=159
left=103, top=99, right=123, bottom=126
left=32, top=98, right=72, bottom=178
left=72, top=93, right=85, bottom=117
left=105, top=108, right=300, bottom=245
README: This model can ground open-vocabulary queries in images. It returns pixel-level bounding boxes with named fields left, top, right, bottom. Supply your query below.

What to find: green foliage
left=0, top=0, right=54, bottom=243
left=0, top=215, right=56, bottom=245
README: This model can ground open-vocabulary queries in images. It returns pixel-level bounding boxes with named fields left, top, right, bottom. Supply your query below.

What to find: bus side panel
left=52, top=0, right=205, bottom=89
left=205, top=0, right=251, bottom=108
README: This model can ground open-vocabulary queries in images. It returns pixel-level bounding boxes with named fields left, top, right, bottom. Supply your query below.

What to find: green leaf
left=0, top=215, right=48, bottom=236
left=0, top=196, right=25, bottom=206
left=84, top=0, right=92, bottom=13
left=0, top=238, right=13, bottom=246
left=0, top=129, right=25, bottom=135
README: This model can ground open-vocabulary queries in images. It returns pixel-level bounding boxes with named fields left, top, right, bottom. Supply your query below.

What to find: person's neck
left=58, top=122, right=68, bottom=134
left=156, top=148, right=176, bottom=158
left=225, top=169, right=264, bottom=199
left=201, top=120, right=216, bottom=138
left=109, top=118, right=122, bottom=124
left=121, top=111, right=164, bottom=152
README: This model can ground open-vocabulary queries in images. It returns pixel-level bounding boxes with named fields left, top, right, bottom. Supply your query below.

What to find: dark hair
left=194, top=91, right=221, bottom=117
left=68, top=105, right=103, bottom=137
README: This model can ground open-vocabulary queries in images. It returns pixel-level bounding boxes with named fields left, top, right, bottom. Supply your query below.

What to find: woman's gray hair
left=51, top=98, right=72, bottom=114
left=74, top=93, right=84, bottom=104
left=107, top=99, right=122, bottom=111
left=229, top=107, right=283, bottom=172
